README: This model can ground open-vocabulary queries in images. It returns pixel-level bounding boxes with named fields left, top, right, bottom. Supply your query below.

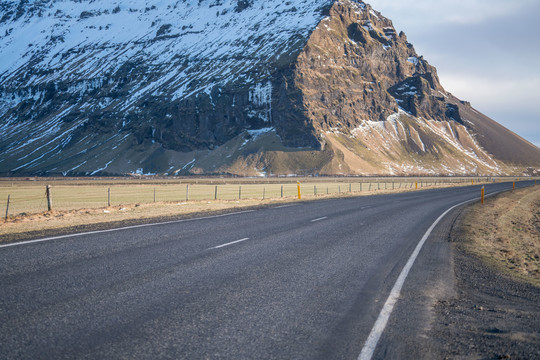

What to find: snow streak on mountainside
left=0, top=0, right=332, bottom=175
left=0, top=0, right=538, bottom=176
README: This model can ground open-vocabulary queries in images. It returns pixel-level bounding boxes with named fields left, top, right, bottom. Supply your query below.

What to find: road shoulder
left=429, top=190, right=540, bottom=359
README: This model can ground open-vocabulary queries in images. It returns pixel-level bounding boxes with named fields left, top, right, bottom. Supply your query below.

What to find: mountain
left=1, top=0, right=539, bottom=176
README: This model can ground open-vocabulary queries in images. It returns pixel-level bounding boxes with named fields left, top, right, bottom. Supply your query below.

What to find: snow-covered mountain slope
left=0, top=0, right=332, bottom=175
left=0, top=0, right=538, bottom=176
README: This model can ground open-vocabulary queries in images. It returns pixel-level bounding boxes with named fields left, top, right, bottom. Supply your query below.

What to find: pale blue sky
left=369, top=0, right=540, bottom=148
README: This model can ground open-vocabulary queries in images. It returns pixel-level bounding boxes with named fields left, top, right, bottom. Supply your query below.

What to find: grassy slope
left=459, top=185, right=540, bottom=287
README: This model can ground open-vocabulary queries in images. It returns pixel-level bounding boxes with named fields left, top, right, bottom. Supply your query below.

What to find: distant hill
left=1, top=0, right=539, bottom=176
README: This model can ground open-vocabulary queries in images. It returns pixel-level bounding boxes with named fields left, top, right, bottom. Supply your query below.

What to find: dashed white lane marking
left=209, top=238, right=250, bottom=250
left=0, top=210, right=256, bottom=249
left=273, top=204, right=298, bottom=209
left=357, top=197, right=477, bottom=360
left=311, top=217, right=328, bottom=222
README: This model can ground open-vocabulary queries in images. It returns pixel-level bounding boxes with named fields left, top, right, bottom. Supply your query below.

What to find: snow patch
left=407, top=57, right=419, bottom=66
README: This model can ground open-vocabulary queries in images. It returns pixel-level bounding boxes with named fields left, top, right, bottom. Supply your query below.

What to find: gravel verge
left=430, top=190, right=540, bottom=360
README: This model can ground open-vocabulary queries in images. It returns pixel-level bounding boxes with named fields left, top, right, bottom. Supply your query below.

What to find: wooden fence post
left=46, top=185, right=52, bottom=211
left=5, top=195, right=10, bottom=222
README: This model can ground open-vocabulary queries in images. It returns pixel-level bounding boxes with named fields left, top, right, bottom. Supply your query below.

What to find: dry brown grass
left=0, top=177, right=527, bottom=242
left=460, top=185, right=540, bottom=287
left=0, top=189, right=408, bottom=240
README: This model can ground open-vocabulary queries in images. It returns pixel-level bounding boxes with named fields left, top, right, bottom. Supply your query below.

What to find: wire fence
left=0, top=176, right=533, bottom=221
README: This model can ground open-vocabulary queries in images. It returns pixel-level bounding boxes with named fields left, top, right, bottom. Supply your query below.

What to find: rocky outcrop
left=293, top=0, right=461, bottom=134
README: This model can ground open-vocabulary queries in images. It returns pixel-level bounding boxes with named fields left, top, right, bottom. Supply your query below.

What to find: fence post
left=108, top=187, right=111, bottom=207
left=215, top=185, right=218, bottom=200
left=186, top=184, right=189, bottom=201
left=239, top=186, right=242, bottom=200
left=281, top=185, right=283, bottom=198
left=46, top=185, right=52, bottom=211
left=349, top=184, right=351, bottom=192
left=369, top=183, right=371, bottom=191
left=314, top=185, right=317, bottom=196
left=5, top=195, right=10, bottom=222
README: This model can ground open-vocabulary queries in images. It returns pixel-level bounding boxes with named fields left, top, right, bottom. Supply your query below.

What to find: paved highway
left=0, top=181, right=533, bottom=359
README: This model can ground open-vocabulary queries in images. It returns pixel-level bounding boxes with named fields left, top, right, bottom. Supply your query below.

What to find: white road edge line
left=357, top=196, right=480, bottom=360
left=0, top=210, right=256, bottom=249
left=210, top=238, right=250, bottom=250
left=311, top=216, right=328, bottom=222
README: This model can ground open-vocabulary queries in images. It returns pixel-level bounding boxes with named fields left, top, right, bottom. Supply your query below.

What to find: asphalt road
left=0, top=181, right=534, bottom=359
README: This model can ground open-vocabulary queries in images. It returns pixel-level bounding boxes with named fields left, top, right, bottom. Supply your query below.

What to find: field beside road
left=0, top=176, right=531, bottom=241
left=460, top=185, right=540, bottom=286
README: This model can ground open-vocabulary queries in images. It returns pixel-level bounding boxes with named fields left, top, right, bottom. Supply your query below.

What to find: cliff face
left=0, top=0, right=330, bottom=175
left=281, top=0, right=508, bottom=175
left=0, top=0, right=538, bottom=176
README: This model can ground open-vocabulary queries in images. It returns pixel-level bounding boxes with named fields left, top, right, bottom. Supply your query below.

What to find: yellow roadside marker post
left=513, top=182, right=515, bottom=190
left=481, top=186, right=485, bottom=204
left=297, top=181, right=301, bottom=200
left=415, top=181, right=418, bottom=190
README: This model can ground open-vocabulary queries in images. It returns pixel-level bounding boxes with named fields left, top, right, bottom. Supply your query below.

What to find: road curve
left=0, top=181, right=533, bottom=359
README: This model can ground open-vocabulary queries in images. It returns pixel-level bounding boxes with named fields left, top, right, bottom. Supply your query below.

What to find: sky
left=369, top=0, right=540, bottom=148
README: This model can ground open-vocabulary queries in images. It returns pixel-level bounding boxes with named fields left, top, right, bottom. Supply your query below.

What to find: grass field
left=0, top=176, right=526, bottom=218
left=460, top=185, right=540, bottom=287
left=0, top=176, right=535, bottom=240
